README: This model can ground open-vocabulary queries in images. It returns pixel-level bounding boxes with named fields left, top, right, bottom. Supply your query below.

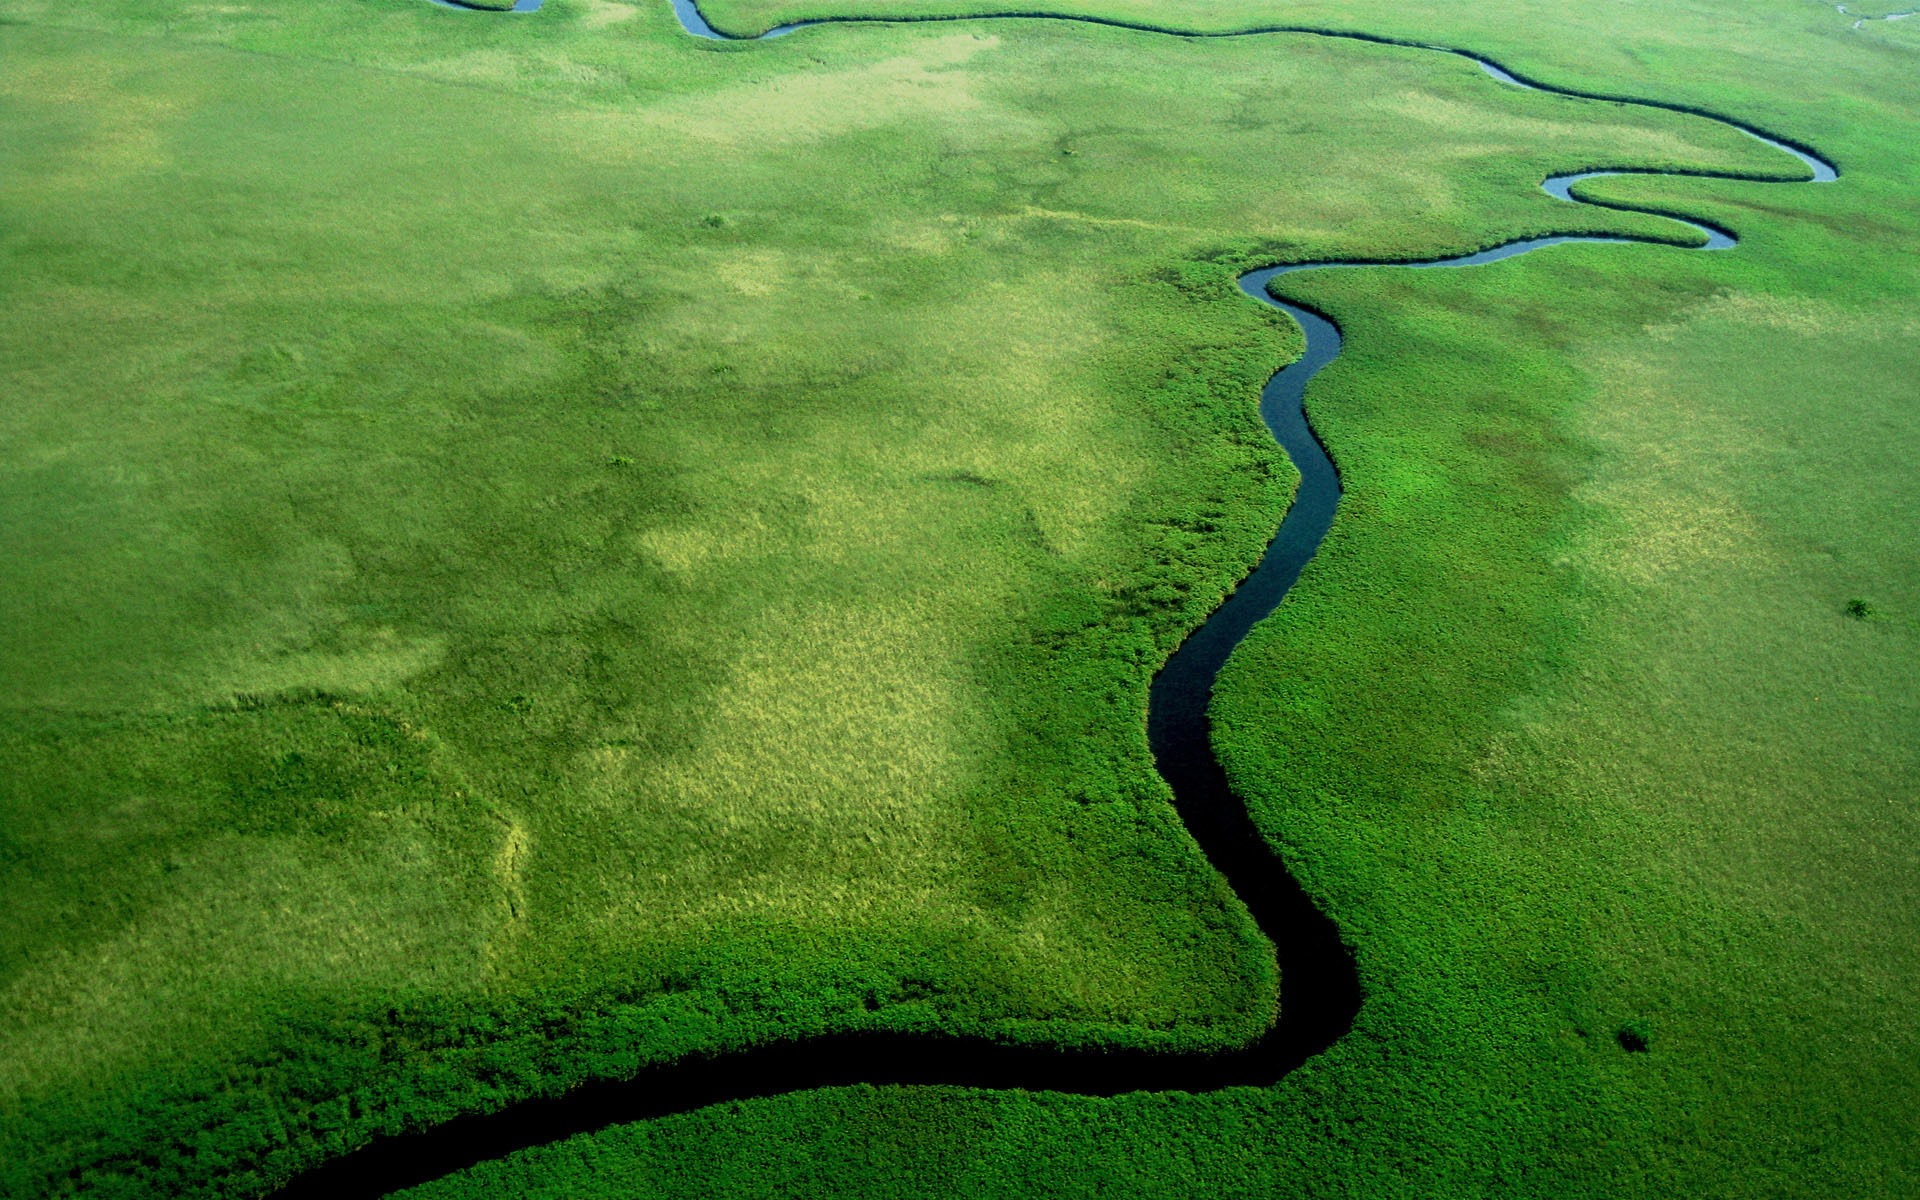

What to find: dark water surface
left=274, top=6, right=1834, bottom=1194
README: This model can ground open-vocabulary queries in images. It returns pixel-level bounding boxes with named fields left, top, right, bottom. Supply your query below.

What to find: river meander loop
left=277, top=6, right=1836, bottom=1194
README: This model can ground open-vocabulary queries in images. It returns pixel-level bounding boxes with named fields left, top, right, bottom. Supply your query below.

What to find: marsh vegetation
left=0, top=0, right=1914, bottom=1195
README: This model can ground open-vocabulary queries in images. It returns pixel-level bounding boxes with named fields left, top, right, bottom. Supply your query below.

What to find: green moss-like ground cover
left=1, top=0, right=1914, bottom=1195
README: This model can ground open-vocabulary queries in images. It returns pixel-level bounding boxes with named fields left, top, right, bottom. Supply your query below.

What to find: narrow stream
left=275, top=6, right=1835, bottom=1194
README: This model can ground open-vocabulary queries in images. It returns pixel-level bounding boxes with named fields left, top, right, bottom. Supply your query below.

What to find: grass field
left=1, top=0, right=1914, bottom=1195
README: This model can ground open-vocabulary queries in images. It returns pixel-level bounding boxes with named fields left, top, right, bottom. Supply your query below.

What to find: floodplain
left=0, top=0, right=1914, bottom=1195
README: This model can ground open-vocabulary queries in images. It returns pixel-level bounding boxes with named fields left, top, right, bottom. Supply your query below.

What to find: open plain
left=1, top=0, right=1914, bottom=1194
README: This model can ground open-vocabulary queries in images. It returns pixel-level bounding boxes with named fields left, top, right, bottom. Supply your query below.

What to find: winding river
left=277, top=5, right=1835, bottom=1194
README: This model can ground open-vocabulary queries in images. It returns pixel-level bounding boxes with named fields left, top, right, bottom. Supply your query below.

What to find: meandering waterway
left=275, top=6, right=1835, bottom=1194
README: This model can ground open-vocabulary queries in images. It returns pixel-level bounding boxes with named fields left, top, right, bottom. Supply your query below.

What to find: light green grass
left=377, top=1, right=1920, bottom=1197
left=1, top=0, right=1914, bottom=1194
left=0, top=5, right=1802, bottom=1194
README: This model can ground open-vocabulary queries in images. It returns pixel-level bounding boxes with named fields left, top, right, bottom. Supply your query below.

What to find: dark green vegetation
left=1, top=0, right=1914, bottom=1197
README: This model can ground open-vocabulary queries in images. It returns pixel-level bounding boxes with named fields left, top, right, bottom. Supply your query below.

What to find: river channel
left=277, top=6, right=1835, bottom=1193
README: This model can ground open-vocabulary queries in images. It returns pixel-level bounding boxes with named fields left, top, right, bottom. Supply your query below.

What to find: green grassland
left=1, top=0, right=1914, bottom=1196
